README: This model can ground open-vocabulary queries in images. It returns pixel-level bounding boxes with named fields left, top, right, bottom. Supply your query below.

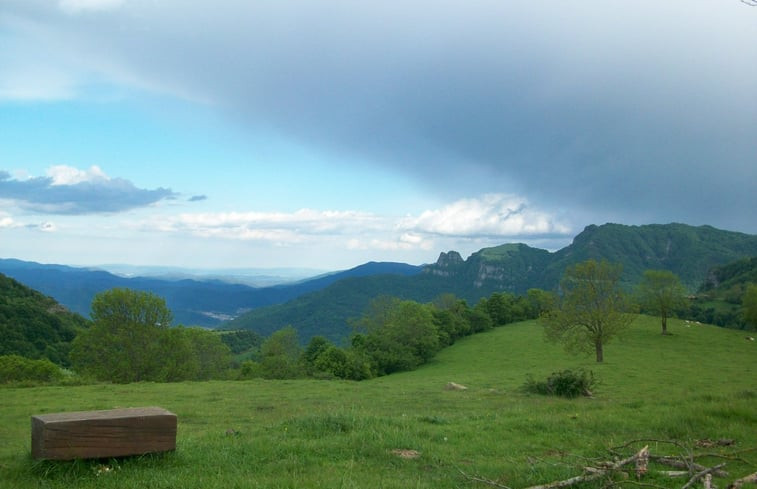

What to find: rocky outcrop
left=427, top=251, right=465, bottom=277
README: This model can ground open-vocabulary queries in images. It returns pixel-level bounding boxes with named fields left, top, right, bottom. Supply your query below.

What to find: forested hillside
left=545, top=223, right=757, bottom=289
left=686, top=256, right=757, bottom=328
left=0, top=273, right=89, bottom=366
left=0, top=259, right=421, bottom=327
left=700, top=256, right=757, bottom=296
left=227, top=223, right=757, bottom=340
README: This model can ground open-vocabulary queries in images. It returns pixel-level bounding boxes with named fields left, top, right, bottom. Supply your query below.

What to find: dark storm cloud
left=0, top=171, right=176, bottom=214
left=4, top=1, right=756, bottom=232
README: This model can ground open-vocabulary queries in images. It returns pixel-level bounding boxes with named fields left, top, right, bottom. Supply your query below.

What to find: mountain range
left=0, top=258, right=420, bottom=326
left=2, top=223, right=757, bottom=338
left=225, top=223, right=757, bottom=342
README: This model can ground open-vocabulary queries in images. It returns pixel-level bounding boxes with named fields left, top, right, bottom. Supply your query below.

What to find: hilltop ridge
left=226, top=223, right=757, bottom=341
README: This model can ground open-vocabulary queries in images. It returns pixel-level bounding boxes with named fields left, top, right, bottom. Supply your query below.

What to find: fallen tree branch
left=463, top=442, right=754, bottom=489
left=659, top=471, right=690, bottom=478
left=681, top=464, right=727, bottom=489
left=651, top=456, right=729, bottom=478
left=728, top=472, right=757, bottom=489
left=520, top=446, right=649, bottom=489
left=457, top=468, right=513, bottom=489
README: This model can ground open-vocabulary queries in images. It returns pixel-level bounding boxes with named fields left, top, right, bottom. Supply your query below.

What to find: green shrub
left=523, top=368, right=596, bottom=398
left=0, top=355, right=64, bottom=384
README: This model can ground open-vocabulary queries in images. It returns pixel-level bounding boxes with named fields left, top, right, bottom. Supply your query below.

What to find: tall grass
left=1, top=316, right=755, bottom=488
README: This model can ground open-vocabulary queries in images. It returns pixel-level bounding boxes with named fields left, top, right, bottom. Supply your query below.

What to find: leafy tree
left=478, top=292, right=534, bottom=326
left=70, top=289, right=231, bottom=382
left=71, top=288, right=173, bottom=382
left=526, top=288, right=556, bottom=318
left=258, top=326, right=304, bottom=379
left=743, top=284, right=757, bottom=330
left=353, top=297, right=440, bottom=375
left=467, top=301, right=494, bottom=333
left=543, top=260, right=636, bottom=362
left=636, top=270, right=688, bottom=334
left=302, top=335, right=334, bottom=376
left=181, top=327, right=232, bottom=380
left=431, top=294, right=471, bottom=345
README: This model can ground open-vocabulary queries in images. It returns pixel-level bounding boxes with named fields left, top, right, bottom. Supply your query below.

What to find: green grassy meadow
left=1, top=316, right=755, bottom=488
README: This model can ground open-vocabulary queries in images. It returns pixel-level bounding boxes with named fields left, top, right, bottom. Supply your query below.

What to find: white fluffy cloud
left=403, top=194, right=570, bottom=238
left=137, top=194, right=570, bottom=255
left=47, top=165, right=108, bottom=185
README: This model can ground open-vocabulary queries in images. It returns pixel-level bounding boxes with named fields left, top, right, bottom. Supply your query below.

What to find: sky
left=1, top=0, right=756, bottom=272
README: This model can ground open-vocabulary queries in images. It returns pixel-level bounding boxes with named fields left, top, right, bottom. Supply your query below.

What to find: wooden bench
left=31, top=407, right=177, bottom=460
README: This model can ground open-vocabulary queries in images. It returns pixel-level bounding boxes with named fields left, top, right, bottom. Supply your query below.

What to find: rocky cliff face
left=423, top=244, right=551, bottom=292
left=427, top=251, right=465, bottom=277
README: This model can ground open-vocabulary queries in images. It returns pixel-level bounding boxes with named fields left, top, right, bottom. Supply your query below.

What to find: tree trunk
left=595, top=340, right=604, bottom=362
left=661, top=313, right=668, bottom=335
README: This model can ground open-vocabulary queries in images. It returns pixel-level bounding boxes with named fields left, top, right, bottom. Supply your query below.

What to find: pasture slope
left=1, top=316, right=755, bottom=489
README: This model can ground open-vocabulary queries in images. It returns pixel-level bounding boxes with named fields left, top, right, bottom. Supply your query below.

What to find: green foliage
left=523, top=369, right=596, bottom=398
left=312, top=346, right=371, bottom=380
left=257, top=326, right=304, bottom=379
left=432, top=294, right=472, bottom=345
left=686, top=257, right=757, bottom=329
left=700, top=256, right=757, bottom=295
left=177, top=327, right=233, bottom=380
left=218, top=330, right=263, bottom=354
left=355, top=299, right=440, bottom=376
left=636, top=269, right=688, bottom=334
left=71, top=288, right=173, bottom=383
left=480, top=292, right=533, bottom=325
left=544, top=260, right=637, bottom=362
left=0, top=273, right=89, bottom=366
left=743, top=284, right=757, bottom=330
left=71, top=288, right=230, bottom=382
left=466, top=301, right=494, bottom=333
left=0, top=354, right=63, bottom=383
left=238, top=359, right=262, bottom=379
left=688, top=299, right=744, bottom=329
left=526, top=288, right=556, bottom=317
left=301, top=335, right=332, bottom=374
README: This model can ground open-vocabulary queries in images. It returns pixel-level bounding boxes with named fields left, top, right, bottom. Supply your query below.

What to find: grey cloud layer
left=4, top=1, right=756, bottom=231
left=0, top=171, right=176, bottom=214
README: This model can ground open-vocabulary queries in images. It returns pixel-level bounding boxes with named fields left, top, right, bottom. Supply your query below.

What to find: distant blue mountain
left=0, top=258, right=422, bottom=327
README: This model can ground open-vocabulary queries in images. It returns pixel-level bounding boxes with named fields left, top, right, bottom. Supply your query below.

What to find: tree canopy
left=71, top=288, right=230, bottom=382
left=636, top=269, right=688, bottom=334
left=543, top=260, right=636, bottom=362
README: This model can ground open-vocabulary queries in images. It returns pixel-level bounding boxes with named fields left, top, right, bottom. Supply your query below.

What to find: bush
left=0, top=354, right=64, bottom=384
left=523, top=369, right=596, bottom=398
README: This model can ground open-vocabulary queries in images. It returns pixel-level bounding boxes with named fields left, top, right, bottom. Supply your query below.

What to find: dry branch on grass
left=651, top=456, right=729, bottom=478
left=680, top=464, right=726, bottom=489
left=728, top=472, right=757, bottom=489
left=462, top=446, right=650, bottom=489
left=463, top=441, right=756, bottom=489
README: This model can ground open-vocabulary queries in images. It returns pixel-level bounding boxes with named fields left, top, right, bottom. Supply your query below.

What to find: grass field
left=1, top=316, right=755, bottom=488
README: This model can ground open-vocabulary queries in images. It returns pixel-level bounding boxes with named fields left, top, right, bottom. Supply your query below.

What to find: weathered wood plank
left=31, top=407, right=177, bottom=460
